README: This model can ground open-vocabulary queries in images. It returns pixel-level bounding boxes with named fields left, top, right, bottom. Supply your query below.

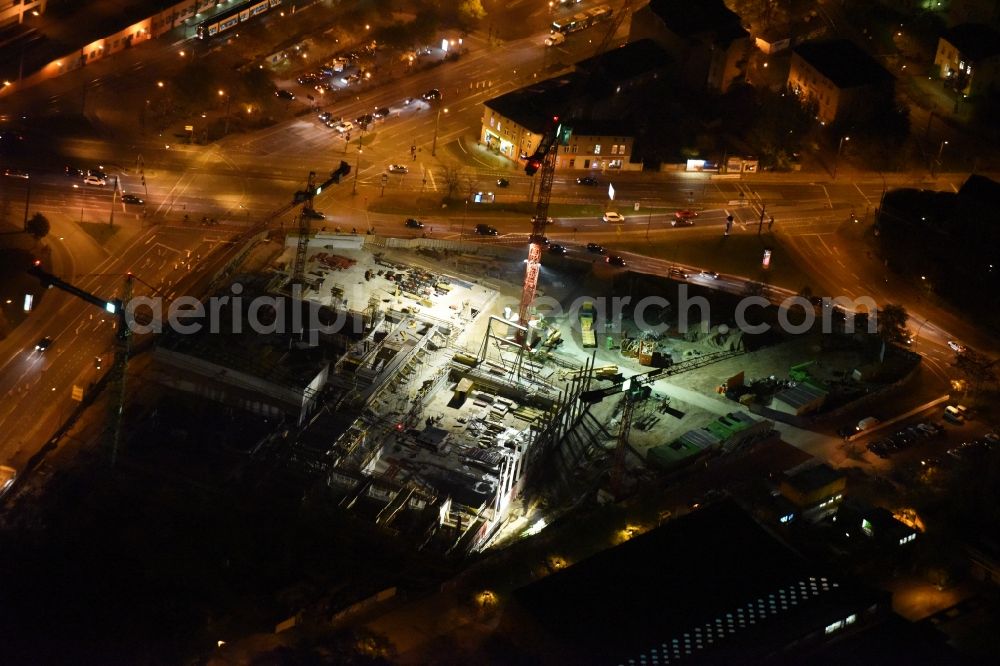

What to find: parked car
left=121, top=193, right=144, bottom=204
left=297, top=74, right=319, bottom=85
left=34, top=336, right=53, bottom=351
left=603, top=211, right=625, bottom=224
left=404, top=218, right=424, bottom=228
left=275, top=89, right=295, bottom=100
left=586, top=243, right=606, bottom=255
left=576, top=176, right=598, bottom=186
left=607, top=255, right=627, bottom=267
left=83, top=175, right=106, bottom=186
left=475, top=224, right=498, bottom=236
left=387, top=164, right=408, bottom=174
left=548, top=244, right=568, bottom=255
left=496, top=177, right=510, bottom=187
left=0, top=465, right=16, bottom=498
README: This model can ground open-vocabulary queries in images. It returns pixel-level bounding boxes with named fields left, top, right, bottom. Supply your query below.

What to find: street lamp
left=932, top=140, right=948, bottom=177
left=218, top=89, right=231, bottom=136
left=352, top=125, right=366, bottom=195
left=832, top=135, right=849, bottom=180
left=431, top=105, right=448, bottom=157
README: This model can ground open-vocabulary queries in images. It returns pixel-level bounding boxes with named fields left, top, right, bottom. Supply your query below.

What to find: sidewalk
left=449, top=135, right=519, bottom=172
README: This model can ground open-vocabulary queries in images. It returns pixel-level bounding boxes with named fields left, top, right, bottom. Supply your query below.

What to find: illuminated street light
left=431, top=106, right=449, bottom=156
left=832, top=135, right=850, bottom=180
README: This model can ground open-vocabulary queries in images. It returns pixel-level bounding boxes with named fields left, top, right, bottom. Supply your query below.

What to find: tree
left=954, top=349, right=998, bottom=394
left=875, top=303, right=908, bottom=344
left=443, top=166, right=464, bottom=199
left=25, top=212, right=50, bottom=240
left=457, top=0, right=486, bottom=25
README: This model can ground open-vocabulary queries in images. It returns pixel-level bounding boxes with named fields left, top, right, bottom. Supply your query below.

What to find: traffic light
left=525, top=158, right=542, bottom=176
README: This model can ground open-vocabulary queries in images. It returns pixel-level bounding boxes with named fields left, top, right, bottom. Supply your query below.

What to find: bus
left=197, top=0, right=282, bottom=40
left=550, top=5, right=613, bottom=35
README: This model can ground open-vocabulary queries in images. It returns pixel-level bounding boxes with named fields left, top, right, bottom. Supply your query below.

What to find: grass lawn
left=616, top=233, right=811, bottom=292
left=79, top=222, right=121, bottom=246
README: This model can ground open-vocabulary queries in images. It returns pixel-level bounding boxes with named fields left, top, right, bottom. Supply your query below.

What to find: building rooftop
left=484, top=73, right=583, bottom=135
left=782, top=463, right=845, bottom=494
left=647, top=0, right=748, bottom=45
left=512, top=499, right=887, bottom=665
left=773, top=383, right=827, bottom=409
left=575, top=38, right=672, bottom=82
left=793, top=39, right=894, bottom=89
left=943, top=23, right=1000, bottom=62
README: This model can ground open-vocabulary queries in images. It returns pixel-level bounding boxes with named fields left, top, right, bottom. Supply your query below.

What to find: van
left=944, top=406, right=963, bottom=424
left=856, top=417, right=880, bottom=432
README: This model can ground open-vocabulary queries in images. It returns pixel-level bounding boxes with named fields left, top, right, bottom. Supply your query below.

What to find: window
left=593, top=144, right=601, bottom=155
left=610, top=145, right=618, bottom=155
left=568, top=158, right=575, bottom=168
left=583, top=159, right=590, bottom=168
left=825, top=620, right=843, bottom=635
left=618, top=144, right=626, bottom=154
left=571, top=144, right=577, bottom=153
left=845, top=614, right=857, bottom=625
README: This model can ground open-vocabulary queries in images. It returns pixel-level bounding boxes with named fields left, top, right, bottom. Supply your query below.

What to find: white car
left=333, top=121, right=354, bottom=133
left=544, top=32, right=566, bottom=47
left=947, top=340, right=967, bottom=353
left=387, top=164, right=408, bottom=174
left=603, top=211, right=625, bottom=224
left=83, top=175, right=106, bottom=186
left=0, top=464, right=16, bottom=497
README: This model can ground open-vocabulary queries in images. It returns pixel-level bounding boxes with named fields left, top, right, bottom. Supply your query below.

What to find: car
left=387, top=164, right=408, bottom=174
left=318, top=111, right=333, bottom=122
left=404, top=218, right=424, bottom=228
left=669, top=267, right=690, bottom=279
left=421, top=88, right=441, bottom=101
left=314, top=84, right=329, bottom=94
left=65, top=166, right=85, bottom=178
left=83, top=175, right=106, bottom=186
left=603, top=211, right=625, bottom=224
left=671, top=217, right=695, bottom=227
left=2, top=168, right=29, bottom=178
left=356, top=113, right=375, bottom=128
left=328, top=57, right=349, bottom=72
left=121, top=194, right=144, bottom=205
left=699, top=270, right=719, bottom=279
left=549, top=244, right=568, bottom=255
left=34, top=336, right=53, bottom=352
left=275, top=89, right=295, bottom=100
left=576, top=176, right=598, bottom=186
left=544, top=31, right=566, bottom=47
left=475, top=224, right=499, bottom=236
left=947, top=340, right=966, bottom=353
left=342, top=73, right=362, bottom=85
left=607, top=255, right=627, bottom=267
left=297, top=74, right=319, bottom=85
left=95, top=356, right=103, bottom=370
left=675, top=210, right=699, bottom=221
left=325, top=116, right=344, bottom=128
left=496, top=177, right=510, bottom=187
left=0, top=465, right=16, bottom=498
left=530, top=235, right=550, bottom=245
left=303, top=208, right=325, bottom=219
left=333, top=121, right=354, bottom=133
left=586, top=243, right=606, bottom=255
left=373, top=106, right=390, bottom=119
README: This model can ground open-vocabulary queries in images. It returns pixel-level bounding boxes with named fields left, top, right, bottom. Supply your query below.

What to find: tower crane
left=290, top=160, right=352, bottom=285
left=517, top=0, right=633, bottom=330
left=580, top=366, right=668, bottom=498
left=27, top=261, right=133, bottom=464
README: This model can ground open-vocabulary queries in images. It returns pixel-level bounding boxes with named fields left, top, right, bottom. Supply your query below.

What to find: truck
left=579, top=302, right=597, bottom=348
